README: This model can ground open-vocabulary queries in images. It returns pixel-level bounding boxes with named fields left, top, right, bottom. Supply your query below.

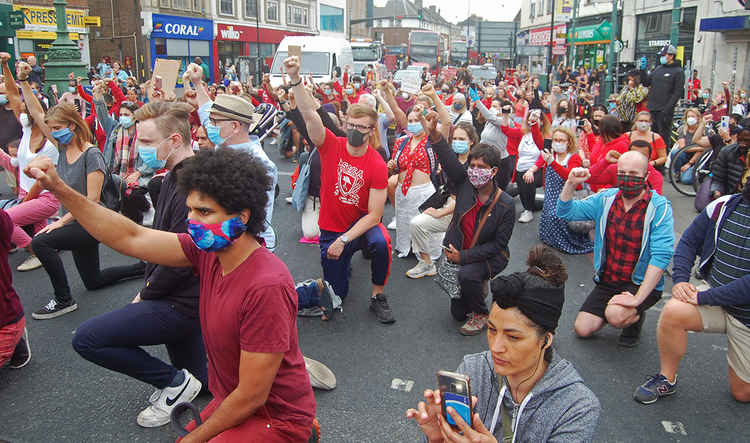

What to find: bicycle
left=668, top=144, right=714, bottom=197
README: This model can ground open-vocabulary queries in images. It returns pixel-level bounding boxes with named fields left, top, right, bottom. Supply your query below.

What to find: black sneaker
left=32, top=299, right=78, bottom=320
left=370, top=294, right=395, bottom=324
left=619, top=313, right=645, bottom=347
left=8, top=327, right=31, bottom=368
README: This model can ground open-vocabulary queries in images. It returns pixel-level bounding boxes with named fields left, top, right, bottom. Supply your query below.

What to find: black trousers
left=450, top=262, right=491, bottom=320
left=495, top=155, right=516, bottom=191
left=31, top=221, right=145, bottom=304
left=517, top=168, right=544, bottom=211
left=650, top=108, right=674, bottom=149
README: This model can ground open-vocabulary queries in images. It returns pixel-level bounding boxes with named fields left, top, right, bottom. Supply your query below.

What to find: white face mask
left=686, top=116, right=698, bottom=127
left=401, top=92, right=409, bottom=100
left=636, top=121, right=650, bottom=132
left=19, top=113, right=30, bottom=128
left=552, top=142, right=567, bottom=153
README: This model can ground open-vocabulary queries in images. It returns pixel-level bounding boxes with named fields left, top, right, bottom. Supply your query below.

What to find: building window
left=287, top=3, right=309, bottom=27
left=160, top=0, right=171, bottom=7
left=538, top=0, right=544, bottom=16
left=320, top=4, right=344, bottom=33
left=266, top=0, right=279, bottom=22
left=173, top=0, right=191, bottom=10
left=193, top=0, right=203, bottom=11
left=220, top=0, right=234, bottom=15
left=244, top=0, right=258, bottom=18
left=547, top=0, right=553, bottom=15
left=154, top=38, right=167, bottom=56
left=529, top=3, right=535, bottom=20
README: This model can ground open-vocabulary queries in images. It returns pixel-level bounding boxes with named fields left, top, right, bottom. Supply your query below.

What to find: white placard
left=400, top=71, right=422, bottom=95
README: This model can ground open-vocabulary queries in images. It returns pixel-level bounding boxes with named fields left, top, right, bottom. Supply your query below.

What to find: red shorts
left=0, top=316, right=25, bottom=367
left=176, top=399, right=312, bottom=443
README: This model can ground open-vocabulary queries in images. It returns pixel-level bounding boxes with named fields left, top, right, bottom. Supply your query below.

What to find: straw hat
left=209, top=94, right=261, bottom=129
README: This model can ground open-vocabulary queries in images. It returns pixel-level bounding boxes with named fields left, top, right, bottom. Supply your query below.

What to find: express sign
left=151, top=14, right=212, bottom=40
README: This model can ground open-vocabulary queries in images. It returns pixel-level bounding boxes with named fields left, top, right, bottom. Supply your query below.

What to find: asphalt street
left=0, top=140, right=746, bottom=443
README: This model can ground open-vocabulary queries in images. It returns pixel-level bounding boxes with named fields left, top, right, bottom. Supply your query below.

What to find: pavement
left=0, top=141, right=746, bottom=443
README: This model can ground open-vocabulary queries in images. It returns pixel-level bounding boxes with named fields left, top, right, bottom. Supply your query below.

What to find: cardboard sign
left=400, top=70, right=422, bottom=95
left=150, top=58, right=181, bottom=99
left=288, top=45, right=302, bottom=60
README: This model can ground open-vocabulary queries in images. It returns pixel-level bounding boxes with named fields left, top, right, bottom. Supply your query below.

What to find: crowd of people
left=1, top=41, right=750, bottom=442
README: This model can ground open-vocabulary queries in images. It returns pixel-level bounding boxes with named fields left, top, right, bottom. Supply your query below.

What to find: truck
left=268, top=36, right=354, bottom=88
left=350, top=39, right=383, bottom=76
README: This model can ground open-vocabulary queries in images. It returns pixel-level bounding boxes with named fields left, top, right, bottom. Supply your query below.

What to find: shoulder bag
left=436, top=189, right=503, bottom=299
left=84, top=146, right=125, bottom=212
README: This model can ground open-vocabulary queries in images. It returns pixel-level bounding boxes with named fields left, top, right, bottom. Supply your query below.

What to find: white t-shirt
left=516, top=132, right=541, bottom=172
left=450, top=110, right=473, bottom=125
left=13, top=124, right=59, bottom=193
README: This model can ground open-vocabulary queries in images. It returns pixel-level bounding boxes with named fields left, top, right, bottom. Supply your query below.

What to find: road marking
left=712, top=344, right=728, bottom=352
left=391, top=378, right=415, bottom=392
left=661, top=420, right=687, bottom=435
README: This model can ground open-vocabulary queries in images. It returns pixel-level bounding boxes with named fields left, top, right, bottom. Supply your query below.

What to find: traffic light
left=417, top=8, right=423, bottom=20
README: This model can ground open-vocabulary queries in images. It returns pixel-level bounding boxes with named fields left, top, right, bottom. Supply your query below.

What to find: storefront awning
left=699, top=16, right=750, bottom=33
left=569, top=20, right=611, bottom=45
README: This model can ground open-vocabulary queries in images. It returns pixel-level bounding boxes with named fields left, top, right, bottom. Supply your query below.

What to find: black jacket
left=710, top=143, right=747, bottom=196
left=646, top=61, right=684, bottom=112
left=432, top=135, right=516, bottom=276
left=140, top=162, right=200, bottom=318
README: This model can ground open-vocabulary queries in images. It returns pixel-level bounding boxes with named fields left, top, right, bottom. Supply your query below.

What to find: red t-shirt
left=461, top=197, right=482, bottom=249
left=0, top=210, right=22, bottom=328
left=177, top=234, right=315, bottom=428
left=317, top=128, right=388, bottom=232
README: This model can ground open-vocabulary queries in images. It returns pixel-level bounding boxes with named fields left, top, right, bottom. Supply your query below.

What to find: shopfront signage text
left=220, top=26, right=241, bottom=40
left=529, top=24, right=567, bottom=46
left=13, top=5, right=87, bottom=34
left=151, top=14, right=212, bottom=40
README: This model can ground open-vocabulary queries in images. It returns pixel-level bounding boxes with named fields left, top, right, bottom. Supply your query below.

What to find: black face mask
left=347, top=128, right=368, bottom=147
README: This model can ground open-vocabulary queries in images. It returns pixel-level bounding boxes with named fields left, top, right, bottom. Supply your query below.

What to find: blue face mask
left=119, top=115, right=134, bottom=128
left=659, top=56, right=667, bottom=65
left=68, top=86, right=76, bottom=93
left=205, top=123, right=226, bottom=146
left=51, top=127, right=74, bottom=145
left=452, top=140, right=469, bottom=154
left=187, top=215, right=247, bottom=252
left=324, top=89, right=333, bottom=96
left=345, top=87, right=354, bottom=95
left=0, top=94, right=7, bottom=106
left=138, top=146, right=166, bottom=169
left=407, top=122, right=423, bottom=134
left=453, top=102, right=463, bottom=112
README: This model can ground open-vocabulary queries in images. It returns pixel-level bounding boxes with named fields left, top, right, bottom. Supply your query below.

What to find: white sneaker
left=137, top=369, right=202, bottom=428
left=518, top=210, right=534, bottom=223
left=406, top=261, right=437, bottom=279
left=386, top=219, right=396, bottom=230
left=17, top=255, right=42, bottom=272
left=304, top=356, right=337, bottom=390
left=285, top=196, right=293, bottom=204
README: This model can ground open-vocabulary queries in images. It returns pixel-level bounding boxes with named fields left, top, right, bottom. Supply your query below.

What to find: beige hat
left=210, top=94, right=261, bottom=129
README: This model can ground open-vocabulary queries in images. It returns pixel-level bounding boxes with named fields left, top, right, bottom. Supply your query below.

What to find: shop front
left=150, top=14, right=213, bottom=85
left=568, top=20, right=611, bottom=69
left=635, top=7, right=696, bottom=70
left=214, top=23, right=313, bottom=83
left=13, top=4, right=91, bottom=65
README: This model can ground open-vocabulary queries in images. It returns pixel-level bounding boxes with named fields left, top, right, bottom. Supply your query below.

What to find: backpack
left=291, top=148, right=316, bottom=212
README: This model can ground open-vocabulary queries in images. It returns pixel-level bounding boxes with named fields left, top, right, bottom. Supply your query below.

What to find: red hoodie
left=588, top=157, right=663, bottom=194
left=587, top=133, right=630, bottom=165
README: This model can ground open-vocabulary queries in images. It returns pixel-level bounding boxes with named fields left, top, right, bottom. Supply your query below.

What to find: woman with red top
left=626, top=111, right=667, bottom=172
left=388, top=105, right=438, bottom=257
left=539, top=127, right=593, bottom=254
left=585, top=115, right=630, bottom=166
left=588, top=139, right=664, bottom=194
left=710, top=82, right=732, bottom=121
left=501, top=109, right=547, bottom=223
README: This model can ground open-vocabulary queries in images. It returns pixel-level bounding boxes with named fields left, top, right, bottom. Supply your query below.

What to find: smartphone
left=441, top=244, right=451, bottom=251
left=437, top=371, right=473, bottom=430
left=720, top=116, right=730, bottom=132
left=74, top=98, right=81, bottom=111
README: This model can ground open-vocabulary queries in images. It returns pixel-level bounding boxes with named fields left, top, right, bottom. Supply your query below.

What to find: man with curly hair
left=23, top=148, right=316, bottom=441
left=285, top=55, right=395, bottom=324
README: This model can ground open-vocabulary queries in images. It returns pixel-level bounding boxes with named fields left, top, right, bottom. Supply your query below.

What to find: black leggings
left=517, top=168, right=544, bottom=211
left=31, top=221, right=144, bottom=304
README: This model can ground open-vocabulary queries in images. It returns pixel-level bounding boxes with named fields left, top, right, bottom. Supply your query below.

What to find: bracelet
left=289, top=78, right=302, bottom=87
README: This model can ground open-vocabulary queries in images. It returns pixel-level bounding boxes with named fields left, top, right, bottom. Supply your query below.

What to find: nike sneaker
left=137, top=369, right=202, bottom=428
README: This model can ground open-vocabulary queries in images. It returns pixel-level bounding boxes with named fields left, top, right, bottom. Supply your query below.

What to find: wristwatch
left=339, top=235, right=349, bottom=244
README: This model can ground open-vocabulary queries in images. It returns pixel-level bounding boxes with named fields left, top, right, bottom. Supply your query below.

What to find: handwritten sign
left=399, top=70, right=422, bottom=95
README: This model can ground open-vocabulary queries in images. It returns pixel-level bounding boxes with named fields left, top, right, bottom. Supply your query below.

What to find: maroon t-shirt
left=0, top=209, right=22, bottom=327
left=178, top=234, right=315, bottom=428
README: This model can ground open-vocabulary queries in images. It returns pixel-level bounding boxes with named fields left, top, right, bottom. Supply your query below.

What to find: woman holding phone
left=407, top=245, right=601, bottom=442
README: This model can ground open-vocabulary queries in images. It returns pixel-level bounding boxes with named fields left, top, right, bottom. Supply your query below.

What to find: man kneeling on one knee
left=557, top=152, right=674, bottom=347
left=634, top=187, right=750, bottom=404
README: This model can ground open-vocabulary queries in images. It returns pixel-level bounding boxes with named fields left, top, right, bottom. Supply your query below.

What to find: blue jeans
left=296, top=280, right=320, bottom=309
left=319, top=223, right=392, bottom=299
left=72, top=300, right=207, bottom=390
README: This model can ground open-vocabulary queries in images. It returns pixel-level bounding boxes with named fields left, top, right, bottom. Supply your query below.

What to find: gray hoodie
left=455, top=350, right=600, bottom=443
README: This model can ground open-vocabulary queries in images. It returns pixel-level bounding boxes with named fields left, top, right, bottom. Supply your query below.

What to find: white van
left=269, top=36, right=354, bottom=88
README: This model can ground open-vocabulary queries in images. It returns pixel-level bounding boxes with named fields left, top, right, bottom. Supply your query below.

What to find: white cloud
left=373, top=0, right=521, bottom=23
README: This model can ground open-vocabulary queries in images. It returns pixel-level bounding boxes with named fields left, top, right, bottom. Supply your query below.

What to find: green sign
left=9, top=11, right=24, bottom=30
left=569, top=20, right=611, bottom=45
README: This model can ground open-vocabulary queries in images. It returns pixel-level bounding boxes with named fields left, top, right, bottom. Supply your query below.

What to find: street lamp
left=603, top=0, right=621, bottom=99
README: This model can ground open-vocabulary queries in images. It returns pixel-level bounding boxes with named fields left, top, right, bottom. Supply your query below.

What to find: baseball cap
left=660, top=44, right=677, bottom=56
